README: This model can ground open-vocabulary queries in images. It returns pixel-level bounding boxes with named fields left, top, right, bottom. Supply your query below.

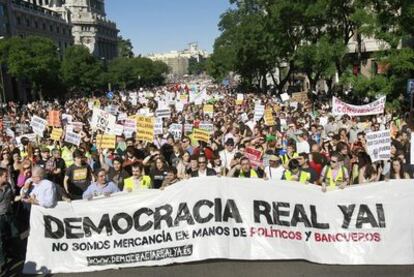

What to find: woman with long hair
left=389, top=158, right=410, bottom=180
left=150, top=157, right=168, bottom=189
left=176, top=151, right=191, bottom=179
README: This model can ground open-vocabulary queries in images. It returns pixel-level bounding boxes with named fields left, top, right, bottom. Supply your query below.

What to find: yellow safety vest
left=61, top=147, right=73, bottom=167
left=281, top=152, right=299, bottom=166
left=283, top=170, right=311, bottom=184
left=124, top=176, right=152, bottom=191
left=239, top=169, right=258, bottom=178
left=323, top=166, right=347, bottom=188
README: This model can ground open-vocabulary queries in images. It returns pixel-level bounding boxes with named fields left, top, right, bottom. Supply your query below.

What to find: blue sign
left=106, top=91, right=114, bottom=100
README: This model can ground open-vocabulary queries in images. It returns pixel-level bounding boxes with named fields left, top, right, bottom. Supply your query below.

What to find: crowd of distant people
left=0, top=83, right=412, bottom=271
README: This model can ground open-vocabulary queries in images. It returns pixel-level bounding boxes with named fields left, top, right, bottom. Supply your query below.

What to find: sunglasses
left=330, top=160, right=337, bottom=164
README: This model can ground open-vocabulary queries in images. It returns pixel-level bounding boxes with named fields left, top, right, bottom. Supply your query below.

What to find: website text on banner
left=24, top=178, right=414, bottom=274
left=332, top=97, right=386, bottom=116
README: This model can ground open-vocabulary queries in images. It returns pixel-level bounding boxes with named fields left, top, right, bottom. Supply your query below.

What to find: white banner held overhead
left=91, top=108, right=116, bottom=133
left=332, top=97, right=386, bottom=116
left=366, top=130, right=391, bottom=162
left=169, top=123, right=182, bottom=141
left=254, top=104, right=265, bottom=122
left=24, top=178, right=414, bottom=274
left=64, top=131, right=81, bottom=146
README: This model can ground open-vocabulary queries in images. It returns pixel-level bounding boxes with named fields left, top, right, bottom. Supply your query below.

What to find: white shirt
left=265, top=166, right=285, bottom=180
left=30, top=179, right=57, bottom=208
left=198, top=169, right=207, bottom=177
left=296, top=140, right=310, bottom=154
left=219, top=149, right=235, bottom=170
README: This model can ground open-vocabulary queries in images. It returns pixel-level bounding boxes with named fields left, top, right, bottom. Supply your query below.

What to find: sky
left=105, top=0, right=232, bottom=56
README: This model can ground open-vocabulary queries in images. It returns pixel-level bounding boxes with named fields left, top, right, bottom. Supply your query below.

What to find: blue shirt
left=82, top=181, right=120, bottom=199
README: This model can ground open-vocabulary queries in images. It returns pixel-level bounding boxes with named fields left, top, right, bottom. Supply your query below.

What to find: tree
left=0, top=36, right=60, bottom=99
left=61, top=45, right=104, bottom=92
left=106, top=57, right=169, bottom=90
left=117, top=36, right=134, bottom=58
left=188, top=56, right=207, bottom=75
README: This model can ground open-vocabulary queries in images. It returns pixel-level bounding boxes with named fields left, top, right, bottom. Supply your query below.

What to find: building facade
left=147, top=43, right=209, bottom=79
left=43, top=0, right=118, bottom=60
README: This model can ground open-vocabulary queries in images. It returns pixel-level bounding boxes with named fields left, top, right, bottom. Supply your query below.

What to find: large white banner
left=24, top=178, right=414, bottom=274
left=332, top=97, right=386, bottom=116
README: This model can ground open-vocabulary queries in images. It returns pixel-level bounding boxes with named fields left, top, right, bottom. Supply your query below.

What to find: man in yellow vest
left=281, top=144, right=299, bottom=168
left=227, top=157, right=259, bottom=178
left=282, top=159, right=311, bottom=184
left=320, top=153, right=349, bottom=192
left=123, top=163, right=152, bottom=192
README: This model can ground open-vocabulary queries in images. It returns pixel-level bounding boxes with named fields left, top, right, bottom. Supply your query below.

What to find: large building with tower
left=0, top=0, right=118, bottom=102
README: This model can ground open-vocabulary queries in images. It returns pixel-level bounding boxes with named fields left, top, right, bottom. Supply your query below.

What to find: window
left=17, top=17, right=21, bottom=25
left=49, top=25, right=53, bottom=32
left=34, top=21, right=38, bottom=29
left=56, top=26, right=59, bottom=33
left=43, top=22, right=46, bottom=30
left=0, top=5, right=4, bottom=17
left=26, top=19, right=30, bottom=27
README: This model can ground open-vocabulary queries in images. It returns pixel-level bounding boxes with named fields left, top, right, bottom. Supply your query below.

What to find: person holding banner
left=282, top=159, right=311, bottom=184
left=82, top=169, right=120, bottom=200
left=227, top=157, right=259, bottom=178
left=320, top=153, right=350, bottom=192
left=123, top=163, right=152, bottom=192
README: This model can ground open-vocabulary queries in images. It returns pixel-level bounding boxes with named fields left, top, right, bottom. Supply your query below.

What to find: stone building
left=43, top=0, right=118, bottom=60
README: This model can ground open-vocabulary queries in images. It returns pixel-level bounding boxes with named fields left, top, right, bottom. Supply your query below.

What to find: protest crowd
left=0, top=82, right=413, bottom=270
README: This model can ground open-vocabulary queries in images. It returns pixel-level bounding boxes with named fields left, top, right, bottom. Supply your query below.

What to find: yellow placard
left=192, top=128, right=210, bottom=143
left=203, top=104, right=214, bottom=115
left=291, top=91, right=308, bottom=102
left=264, top=109, right=275, bottom=126
left=96, top=134, right=116, bottom=149
left=236, top=100, right=243, bottom=105
left=50, top=128, right=63, bottom=141
left=136, top=116, right=154, bottom=142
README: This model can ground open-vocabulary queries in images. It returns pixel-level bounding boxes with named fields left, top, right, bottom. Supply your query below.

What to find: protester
left=123, top=163, right=152, bottom=192
left=320, top=153, right=350, bottom=192
left=191, top=155, right=216, bottom=177
left=282, top=159, right=311, bottom=184
left=0, top=168, right=19, bottom=272
left=82, top=169, right=120, bottom=200
left=22, top=166, right=57, bottom=208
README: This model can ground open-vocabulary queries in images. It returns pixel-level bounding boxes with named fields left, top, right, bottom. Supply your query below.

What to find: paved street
left=4, top=258, right=414, bottom=277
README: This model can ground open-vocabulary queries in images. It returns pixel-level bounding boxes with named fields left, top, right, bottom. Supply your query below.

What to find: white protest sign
left=154, top=117, right=163, bottom=135
left=155, top=108, right=171, bottom=119
left=184, top=123, right=193, bottom=133
left=91, top=108, right=116, bottom=133
left=24, top=178, right=414, bottom=275
left=366, top=130, right=391, bottom=162
left=64, top=131, right=81, bottom=146
left=199, top=122, right=214, bottom=134
left=30, top=115, right=47, bottom=131
left=123, top=119, right=136, bottom=138
left=108, top=124, right=124, bottom=136
left=254, top=104, right=265, bottom=122
left=169, top=124, right=183, bottom=141
left=117, top=113, right=128, bottom=122
left=129, top=92, right=138, bottom=106
left=332, top=97, right=386, bottom=116
left=175, top=102, right=184, bottom=112
left=281, top=93, right=290, bottom=102
left=15, top=133, right=37, bottom=147
left=105, top=105, right=118, bottom=115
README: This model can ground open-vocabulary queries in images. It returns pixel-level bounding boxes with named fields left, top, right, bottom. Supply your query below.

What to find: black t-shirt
left=108, top=167, right=130, bottom=190
left=150, top=167, right=167, bottom=189
left=65, top=164, right=92, bottom=199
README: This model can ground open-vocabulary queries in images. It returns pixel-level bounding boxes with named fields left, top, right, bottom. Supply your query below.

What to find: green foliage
left=188, top=56, right=207, bottom=75
left=61, top=45, right=104, bottom=92
left=117, top=36, right=134, bottom=58
left=0, top=36, right=60, bottom=98
left=107, top=57, right=169, bottom=90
